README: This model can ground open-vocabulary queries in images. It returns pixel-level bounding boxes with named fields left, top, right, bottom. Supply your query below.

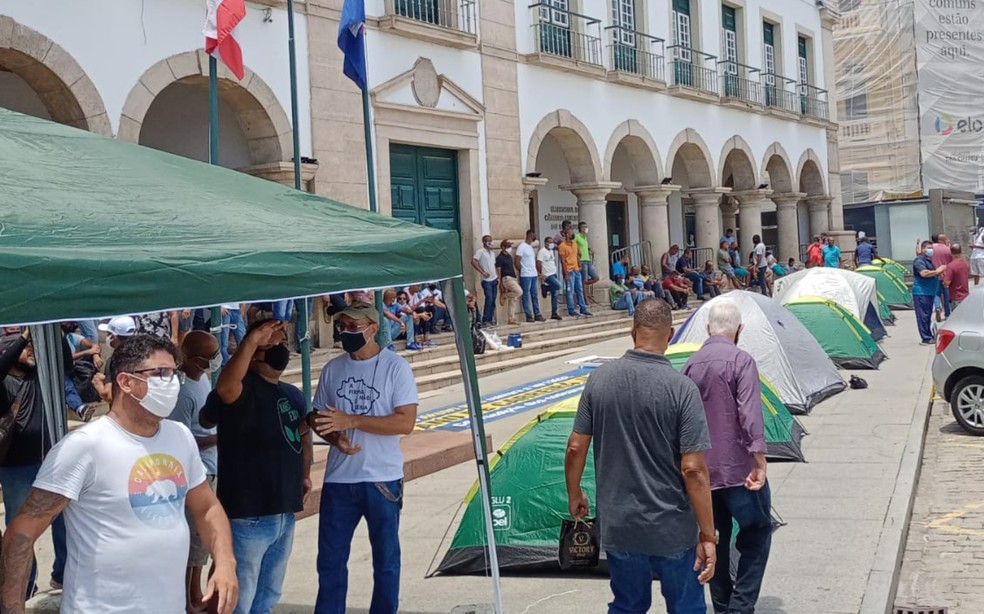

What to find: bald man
left=171, top=330, right=222, bottom=612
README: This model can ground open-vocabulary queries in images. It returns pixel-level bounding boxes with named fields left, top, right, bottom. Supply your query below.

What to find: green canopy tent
left=856, top=265, right=913, bottom=310
left=782, top=297, right=886, bottom=369
left=0, top=109, right=504, bottom=603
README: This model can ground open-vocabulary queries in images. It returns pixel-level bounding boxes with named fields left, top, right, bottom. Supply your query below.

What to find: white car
left=932, top=285, right=984, bottom=434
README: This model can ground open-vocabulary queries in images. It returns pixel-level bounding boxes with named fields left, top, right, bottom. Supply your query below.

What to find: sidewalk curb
left=858, top=352, right=935, bottom=614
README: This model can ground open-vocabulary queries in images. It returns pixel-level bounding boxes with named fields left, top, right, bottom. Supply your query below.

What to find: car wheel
left=951, top=375, right=984, bottom=436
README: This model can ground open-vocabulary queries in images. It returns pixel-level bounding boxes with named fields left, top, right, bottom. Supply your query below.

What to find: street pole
left=286, top=0, right=312, bottom=413
left=208, top=56, right=222, bottom=358
left=358, top=34, right=385, bottom=345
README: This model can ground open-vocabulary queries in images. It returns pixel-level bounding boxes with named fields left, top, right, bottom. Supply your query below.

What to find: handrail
left=527, top=2, right=600, bottom=25
left=761, top=72, right=797, bottom=85
left=717, top=60, right=760, bottom=74
left=603, top=25, right=665, bottom=45
left=667, top=44, right=717, bottom=62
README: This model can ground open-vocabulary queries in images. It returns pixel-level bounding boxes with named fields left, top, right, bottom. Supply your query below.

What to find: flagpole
left=208, top=55, right=223, bottom=351
left=358, top=34, right=386, bottom=346
left=285, top=0, right=312, bottom=414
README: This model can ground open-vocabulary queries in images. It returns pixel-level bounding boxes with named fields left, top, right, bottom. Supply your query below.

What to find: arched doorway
left=799, top=153, right=829, bottom=240
left=605, top=121, right=663, bottom=269
left=666, top=129, right=723, bottom=254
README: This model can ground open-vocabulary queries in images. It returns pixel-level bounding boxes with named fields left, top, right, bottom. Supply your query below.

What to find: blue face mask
left=926, top=248, right=935, bottom=257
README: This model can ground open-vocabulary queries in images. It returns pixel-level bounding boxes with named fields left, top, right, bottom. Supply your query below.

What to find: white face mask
left=207, top=355, right=223, bottom=372
left=130, top=376, right=181, bottom=418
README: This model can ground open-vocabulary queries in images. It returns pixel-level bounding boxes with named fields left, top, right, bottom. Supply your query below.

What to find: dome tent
left=672, top=293, right=846, bottom=414
left=773, top=267, right=888, bottom=340
left=856, top=265, right=913, bottom=310
left=783, top=297, right=886, bottom=369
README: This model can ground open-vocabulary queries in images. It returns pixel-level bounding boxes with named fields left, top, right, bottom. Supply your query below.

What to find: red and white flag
left=204, top=0, right=246, bottom=80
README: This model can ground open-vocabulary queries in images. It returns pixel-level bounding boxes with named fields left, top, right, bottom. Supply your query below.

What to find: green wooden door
left=389, top=144, right=459, bottom=232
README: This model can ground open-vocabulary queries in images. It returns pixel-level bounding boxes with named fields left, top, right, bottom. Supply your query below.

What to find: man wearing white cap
left=92, top=316, right=137, bottom=404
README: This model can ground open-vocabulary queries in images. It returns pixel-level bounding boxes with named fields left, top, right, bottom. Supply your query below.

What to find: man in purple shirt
left=683, top=299, right=772, bottom=614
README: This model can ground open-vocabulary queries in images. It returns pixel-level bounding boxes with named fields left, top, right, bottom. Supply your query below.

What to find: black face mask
left=262, top=344, right=290, bottom=372
left=428, top=284, right=438, bottom=292
left=340, top=329, right=368, bottom=354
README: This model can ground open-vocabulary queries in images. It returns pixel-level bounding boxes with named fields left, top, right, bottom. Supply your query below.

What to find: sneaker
left=567, top=311, right=578, bottom=317
left=406, top=342, right=423, bottom=351
left=935, top=309, right=942, bottom=323
left=580, top=311, right=594, bottom=317
left=526, top=316, right=534, bottom=323
left=77, top=404, right=95, bottom=423
left=551, top=313, right=562, bottom=321
left=422, top=340, right=436, bottom=348
left=441, top=326, right=454, bottom=333
left=534, top=315, right=546, bottom=322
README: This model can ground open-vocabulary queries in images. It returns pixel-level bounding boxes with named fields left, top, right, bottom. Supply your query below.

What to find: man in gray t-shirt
left=566, top=298, right=717, bottom=613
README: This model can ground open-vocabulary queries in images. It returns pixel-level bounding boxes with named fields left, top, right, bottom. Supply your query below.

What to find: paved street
left=895, top=402, right=984, bottom=614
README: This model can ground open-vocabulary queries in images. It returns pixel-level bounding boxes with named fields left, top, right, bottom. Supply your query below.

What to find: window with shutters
left=798, top=36, right=809, bottom=85
left=612, top=0, right=636, bottom=45
left=539, top=0, right=569, bottom=28
left=721, top=5, right=737, bottom=74
left=673, top=0, right=692, bottom=62
left=763, top=21, right=776, bottom=104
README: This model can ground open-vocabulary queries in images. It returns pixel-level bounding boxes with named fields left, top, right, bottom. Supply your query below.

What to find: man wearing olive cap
left=309, top=302, right=419, bottom=614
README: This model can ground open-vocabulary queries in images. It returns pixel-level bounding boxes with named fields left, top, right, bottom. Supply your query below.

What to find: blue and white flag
left=337, top=0, right=367, bottom=91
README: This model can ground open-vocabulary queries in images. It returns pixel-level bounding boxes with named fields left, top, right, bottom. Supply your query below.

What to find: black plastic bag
left=471, top=320, right=486, bottom=356
left=849, top=375, right=868, bottom=389
left=558, top=517, right=600, bottom=570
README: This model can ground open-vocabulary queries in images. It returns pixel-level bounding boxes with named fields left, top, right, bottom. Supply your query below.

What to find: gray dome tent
left=672, top=292, right=846, bottom=414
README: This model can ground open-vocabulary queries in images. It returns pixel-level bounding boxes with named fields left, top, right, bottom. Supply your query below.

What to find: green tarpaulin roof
left=0, top=109, right=462, bottom=325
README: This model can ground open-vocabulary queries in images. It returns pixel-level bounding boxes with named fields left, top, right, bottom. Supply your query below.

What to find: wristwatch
left=699, top=531, right=719, bottom=545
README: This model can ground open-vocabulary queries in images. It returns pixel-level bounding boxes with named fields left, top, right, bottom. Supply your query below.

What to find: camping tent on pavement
left=773, top=268, right=888, bottom=340
left=672, top=293, right=846, bottom=414
left=856, top=265, right=913, bottom=310
left=0, top=109, right=505, bottom=603
left=872, top=258, right=909, bottom=282
left=782, top=297, right=886, bottom=369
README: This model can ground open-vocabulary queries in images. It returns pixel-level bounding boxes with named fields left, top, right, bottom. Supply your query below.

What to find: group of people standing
left=911, top=232, right=977, bottom=345
left=566, top=298, right=772, bottom=614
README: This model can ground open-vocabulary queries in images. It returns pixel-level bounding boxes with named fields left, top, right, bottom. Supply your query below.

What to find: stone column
left=720, top=197, right=738, bottom=234
left=733, top=189, right=774, bottom=257
left=772, top=192, right=806, bottom=262
left=628, top=184, right=680, bottom=263
left=688, top=188, right=732, bottom=254
left=560, top=182, right=622, bottom=285
left=807, top=196, right=832, bottom=238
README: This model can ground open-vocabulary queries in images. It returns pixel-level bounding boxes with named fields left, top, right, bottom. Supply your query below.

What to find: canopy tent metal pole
left=33, top=323, right=68, bottom=445
left=446, top=277, right=502, bottom=613
left=208, top=55, right=223, bottom=355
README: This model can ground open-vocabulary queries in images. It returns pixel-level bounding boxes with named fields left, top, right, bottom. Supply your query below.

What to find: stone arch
left=0, top=16, right=110, bottom=134
left=665, top=128, right=715, bottom=189
left=796, top=149, right=827, bottom=196
left=603, top=120, right=663, bottom=186
left=118, top=50, right=292, bottom=166
left=526, top=110, right=602, bottom=184
left=761, top=142, right=795, bottom=193
left=718, top=135, right=758, bottom=191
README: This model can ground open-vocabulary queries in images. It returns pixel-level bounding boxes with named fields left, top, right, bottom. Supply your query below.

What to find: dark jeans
left=480, top=279, right=498, bottom=325
left=542, top=274, right=561, bottom=315
left=684, top=272, right=704, bottom=298
left=316, top=480, right=403, bottom=614
left=0, top=464, right=67, bottom=591
left=520, top=276, right=541, bottom=317
left=669, top=290, right=688, bottom=308
left=711, top=483, right=773, bottom=614
left=606, top=546, right=707, bottom=614
left=753, top=267, right=768, bottom=295
left=939, top=285, right=952, bottom=317
left=914, top=294, right=935, bottom=343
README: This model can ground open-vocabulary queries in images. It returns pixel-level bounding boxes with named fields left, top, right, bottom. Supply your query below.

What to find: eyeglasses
left=130, top=368, right=185, bottom=385
left=336, top=322, right=372, bottom=333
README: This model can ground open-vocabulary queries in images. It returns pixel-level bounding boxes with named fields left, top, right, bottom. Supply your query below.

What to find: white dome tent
left=773, top=267, right=888, bottom=341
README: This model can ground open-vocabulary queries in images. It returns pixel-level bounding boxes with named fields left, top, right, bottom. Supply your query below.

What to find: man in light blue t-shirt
left=309, top=302, right=418, bottom=614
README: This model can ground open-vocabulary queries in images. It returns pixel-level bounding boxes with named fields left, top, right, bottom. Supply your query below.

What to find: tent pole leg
left=447, top=277, right=503, bottom=613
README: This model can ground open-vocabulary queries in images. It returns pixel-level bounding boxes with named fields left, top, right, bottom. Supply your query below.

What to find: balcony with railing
left=761, top=73, right=800, bottom=116
left=718, top=61, right=763, bottom=106
left=382, top=0, right=478, bottom=48
left=666, top=47, right=718, bottom=99
left=604, top=27, right=666, bottom=87
left=799, top=84, right=830, bottom=121
left=527, top=3, right=604, bottom=75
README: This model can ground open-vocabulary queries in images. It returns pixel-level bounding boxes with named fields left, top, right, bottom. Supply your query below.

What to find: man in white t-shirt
left=309, top=302, right=418, bottom=614
left=515, top=229, right=545, bottom=323
left=0, top=334, right=237, bottom=614
left=751, top=234, right=768, bottom=296
left=470, top=235, right=499, bottom=326
left=537, top=235, right=563, bottom=321
left=970, top=226, right=984, bottom=285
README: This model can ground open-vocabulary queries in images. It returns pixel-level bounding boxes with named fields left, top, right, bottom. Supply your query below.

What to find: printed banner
left=915, top=0, right=984, bottom=192
left=414, top=370, right=589, bottom=431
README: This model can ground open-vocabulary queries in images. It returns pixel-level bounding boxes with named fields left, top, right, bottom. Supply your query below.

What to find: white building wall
left=4, top=0, right=313, bottom=156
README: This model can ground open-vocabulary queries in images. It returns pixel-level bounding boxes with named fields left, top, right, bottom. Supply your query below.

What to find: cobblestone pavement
left=896, top=401, right=984, bottom=614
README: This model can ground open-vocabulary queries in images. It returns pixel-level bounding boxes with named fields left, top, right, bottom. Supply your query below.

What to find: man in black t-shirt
left=200, top=320, right=312, bottom=613
left=495, top=239, right=524, bottom=325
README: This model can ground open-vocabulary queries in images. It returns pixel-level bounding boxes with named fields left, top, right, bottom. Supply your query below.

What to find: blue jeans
left=520, top=276, right=541, bottom=317
left=606, top=546, right=707, bottom=614
left=63, top=373, right=84, bottom=412
left=684, top=272, right=705, bottom=298
left=914, top=294, right=935, bottom=343
left=316, top=480, right=403, bottom=614
left=581, top=260, right=599, bottom=282
left=753, top=267, right=768, bottom=295
left=939, top=285, right=952, bottom=317
left=388, top=313, right=413, bottom=342
left=230, top=513, right=295, bottom=614
left=480, top=279, right=498, bottom=324
left=565, top=271, right=589, bottom=315
left=612, top=292, right=641, bottom=315
left=711, top=483, right=773, bottom=614
left=543, top=274, right=562, bottom=315
left=271, top=300, right=293, bottom=322
left=0, top=464, right=67, bottom=590
left=76, top=320, right=99, bottom=343
left=220, top=308, right=247, bottom=364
